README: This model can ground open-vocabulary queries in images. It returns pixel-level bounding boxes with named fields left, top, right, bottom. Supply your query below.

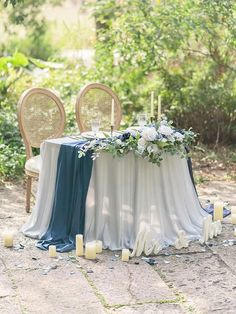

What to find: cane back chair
left=17, top=87, right=66, bottom=212
left=75, top=83, right=122, bottom=132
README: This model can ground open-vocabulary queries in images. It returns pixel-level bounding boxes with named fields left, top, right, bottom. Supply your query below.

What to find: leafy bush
left=0, top=52, right=32, bottom=180
left=92, top=0, right=236, bottom=144
left=0, top=107, right=25, bottom=179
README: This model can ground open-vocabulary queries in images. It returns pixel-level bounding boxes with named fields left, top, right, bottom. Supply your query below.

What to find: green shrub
left=92, top=0, right=236, bottom=144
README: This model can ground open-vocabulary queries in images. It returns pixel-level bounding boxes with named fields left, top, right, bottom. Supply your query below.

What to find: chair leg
left=26, top=176, right=32, bottom=213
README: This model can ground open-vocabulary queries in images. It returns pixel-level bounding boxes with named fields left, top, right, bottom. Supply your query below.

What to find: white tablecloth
left=22, top=137, right=207, bottom=250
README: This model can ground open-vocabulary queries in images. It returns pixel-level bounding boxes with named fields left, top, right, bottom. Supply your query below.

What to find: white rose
left=141, top=127, right=157, bottom=141
left=138, top=137, right=146, bottom=153
left=138, top=137, right=146, bottom=147
left=174, top=132, right=184, bottom=142
left=158, top=125, right=173, bottom=136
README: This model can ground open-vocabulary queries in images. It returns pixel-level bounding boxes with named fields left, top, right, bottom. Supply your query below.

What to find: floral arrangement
left=78, top=119, right=196, bottom=165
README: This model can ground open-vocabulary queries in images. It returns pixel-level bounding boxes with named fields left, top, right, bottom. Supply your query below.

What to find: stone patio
left=0, top=180, right=236, bottom=314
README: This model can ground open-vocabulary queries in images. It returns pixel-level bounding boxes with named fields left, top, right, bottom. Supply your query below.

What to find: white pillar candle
left=213, top=201, right=224, bottom=221
left=207, top=214, right=212, bottom=239
left=3, top=232, right=13, bottom=248
left=49, top=245, right=57, bottom=258
left=231, top=206, right=236, bottom=214
left=85, top=242, right=97, bottom=260
left=95, top=240, right=103, bottom=253
left=76, top=234, right=84, bottom=256
left=121, top=249, right=130, bottom=262
left=201, top=217, right=209, bottom=243
left=150, top=91, right=154, bottom=117
left=213, top=222, right=218, bottom=237
left=157, top=95, right=161, bottom=120
left=231, top=214, right=236, bottom=225
left=111, top=99, right=115, bottom=126
left=216, top=220, right=222, bottom=235
left=234, top=228, right=236, bottom=237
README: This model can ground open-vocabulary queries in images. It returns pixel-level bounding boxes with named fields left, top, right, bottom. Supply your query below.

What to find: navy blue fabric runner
left=37, top=141, right=93, bottom=252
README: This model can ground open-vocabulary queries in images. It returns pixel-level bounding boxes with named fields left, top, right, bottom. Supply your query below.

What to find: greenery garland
left=78, top=119, right=196, bottom=166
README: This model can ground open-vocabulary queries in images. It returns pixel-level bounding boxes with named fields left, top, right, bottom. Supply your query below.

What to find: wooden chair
left=75, top=83, right=122, bottom=132
left=17, top=87, right=66, bottom=212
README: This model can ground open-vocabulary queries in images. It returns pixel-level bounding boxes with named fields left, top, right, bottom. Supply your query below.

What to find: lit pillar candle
left=213, top=201, right=224, bottom=221
left=121, top=249, right=130, bottom=262
left=3, top=232, right=13, bottom=248
left=111, top=99, right=115, bottom=126
left=76, top=234, right=83, bottom=256
left=150, top=91, right=154, bottom=117
left=85, top=242, right=97, bottom=260
left=49, top=245, right=57, bottom=258
left=231, top=214, right=236, bottom=225
left=95, top=240, right=103, bottom=253
left=157, top=95, right=161, bottom=120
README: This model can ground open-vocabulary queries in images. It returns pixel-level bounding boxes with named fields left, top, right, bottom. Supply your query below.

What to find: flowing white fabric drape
left=22, top=138, right=207, bottom=251
left=85, top=152, right=207, bottom=250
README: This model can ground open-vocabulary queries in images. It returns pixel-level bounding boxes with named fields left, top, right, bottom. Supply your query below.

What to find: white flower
left=116, top=139, right=123, bottom=145
left=161, top=138, right=167, bottom=143
left=174, top=132, right=184, bottom=142
left=147, top=144, right=159, bottom=154
left=129, top=129, right=138, bottom=137
left=138, top=137, right=146, bottom=147
left=158, top=125, right=173, bottom=136
left=138, top=137, right=146, bottom=153
left=126, top=127, right=139, bottom=137
left=141, top=127, right=157, bottom=141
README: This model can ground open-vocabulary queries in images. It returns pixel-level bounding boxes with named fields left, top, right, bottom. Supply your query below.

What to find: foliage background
left=0, top=0, right=235, bottom=180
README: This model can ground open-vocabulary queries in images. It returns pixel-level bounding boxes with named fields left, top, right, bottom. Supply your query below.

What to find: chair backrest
left=75, top=83, right=122, bottom=132
left=17, top=87, right=66, bottom=159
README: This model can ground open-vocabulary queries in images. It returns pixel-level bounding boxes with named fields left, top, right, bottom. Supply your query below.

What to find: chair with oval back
left=17, top=87, right=66, bottom=212
left=75, top=83, right=122, bottom=132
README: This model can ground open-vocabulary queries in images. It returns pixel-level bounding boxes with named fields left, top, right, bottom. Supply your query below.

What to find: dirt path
left=0, top=179, right=236, bottom=314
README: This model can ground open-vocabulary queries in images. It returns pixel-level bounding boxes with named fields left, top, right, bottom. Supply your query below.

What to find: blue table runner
left=37, top=141, right=93, bottom=252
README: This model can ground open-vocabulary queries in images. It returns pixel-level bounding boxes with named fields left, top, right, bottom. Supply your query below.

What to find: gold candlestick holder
left=110, top=125, right=114, bottom=137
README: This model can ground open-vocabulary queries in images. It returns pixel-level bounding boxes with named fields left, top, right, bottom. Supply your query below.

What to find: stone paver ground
left=0, top=179, right=236, bottom=314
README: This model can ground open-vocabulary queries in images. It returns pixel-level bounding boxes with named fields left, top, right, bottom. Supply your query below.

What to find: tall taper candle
left=157, top=95, right=161, bottom=120
left=150, top=91, right=154, bottom=117
left=111, top=99, right=115, bottom=126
